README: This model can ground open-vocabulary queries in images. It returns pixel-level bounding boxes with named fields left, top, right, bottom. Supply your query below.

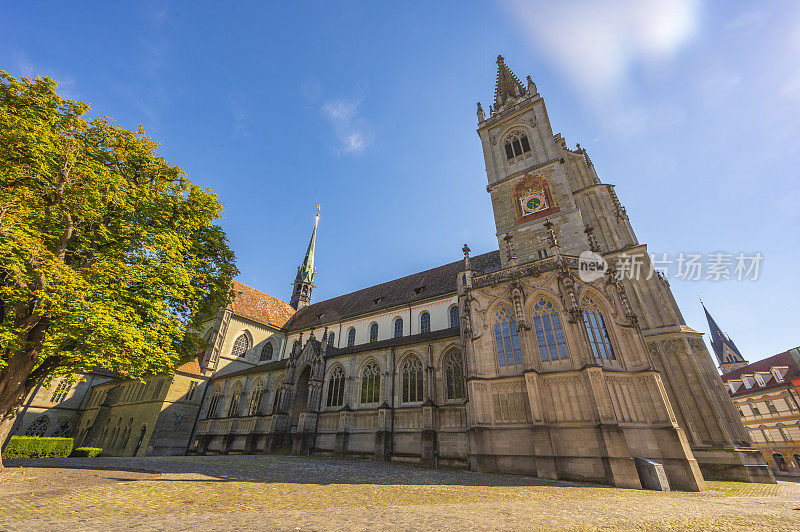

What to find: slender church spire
left=701, top=299, right=747, bottom=373
left=290, top=205, right=320, bottom=310
left=493, top=55, right=526, bottom=111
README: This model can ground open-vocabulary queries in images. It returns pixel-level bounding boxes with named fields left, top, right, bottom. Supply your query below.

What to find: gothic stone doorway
left=291, top=366, right=311, bottom=431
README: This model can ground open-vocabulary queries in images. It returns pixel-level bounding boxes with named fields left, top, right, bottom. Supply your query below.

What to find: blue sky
left=3, top=1, right=799, bottom=362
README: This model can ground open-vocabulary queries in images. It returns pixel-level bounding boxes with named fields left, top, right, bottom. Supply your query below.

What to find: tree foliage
left=0, top=72, right=238, bottom=452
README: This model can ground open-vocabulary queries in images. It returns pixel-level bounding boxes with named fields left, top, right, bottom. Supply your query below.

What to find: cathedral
left=187, top=56, right=773, bottom=490
left=8, top=57, right=773, bottom=491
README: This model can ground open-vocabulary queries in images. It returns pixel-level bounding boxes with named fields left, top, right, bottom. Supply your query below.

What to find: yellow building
left=722, top=348, right=800, bottom=476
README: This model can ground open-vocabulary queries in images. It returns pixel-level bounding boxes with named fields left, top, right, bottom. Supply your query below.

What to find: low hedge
left=2, top=436, right=73, bottom=459
left=70, top=447, right=102, bottom=457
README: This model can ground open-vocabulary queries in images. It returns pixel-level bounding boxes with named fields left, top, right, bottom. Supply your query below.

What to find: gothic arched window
left=327, top=332, right=335, bottom=347
left=532, top=298, right=569, bottom=362
left=231, top=334, right=250, bottom=358
left=248, top=380, right=264, bottom=416
left=347, top=328, right=356, bottom=347
left=228, top=382, right=243, bottom=417
left=49, top=380, right=71, bottom=402
left=260, top=342, right=273, bottom=361
left=394, top=317, right=404, bottom=338
left=361, top=361, right=381, bottom=404
left=402, top=356, right=424, bottom=403
left=326, top=366, right=345, bottom=407
left=420, top=311, right=431, bottom=334
left=581, top=297, right=616, bottom=360
left=272, top=377, right=285, bottom=412
left=207, top=386, right=222, bottom=419
left=494, top=307, right=522, bottom=366
left=445, top=351, right=465, bottom=400
left=370, top=323, right=379, bottom=343
left=449, top=305, right=460, bottom=329
left=52, top=421, right=71, bottom=438
left=504, top=129, right=532, bottom=161
left=24, top=415, right=50, bottom=437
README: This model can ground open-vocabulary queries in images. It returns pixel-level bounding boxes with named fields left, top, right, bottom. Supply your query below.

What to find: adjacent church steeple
left=290, top=206, right=319, bottom=310
left=702, top=300, right=748, bottom=374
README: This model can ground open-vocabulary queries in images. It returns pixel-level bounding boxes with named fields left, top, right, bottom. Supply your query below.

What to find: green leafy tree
left=0, top=72, right=238, bottom=466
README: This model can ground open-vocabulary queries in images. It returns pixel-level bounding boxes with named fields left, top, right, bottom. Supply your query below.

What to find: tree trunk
left=0, top=409, right=18, bottom=469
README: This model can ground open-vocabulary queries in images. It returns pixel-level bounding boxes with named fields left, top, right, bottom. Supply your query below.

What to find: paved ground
left=0, top=455, right=797, bottom=531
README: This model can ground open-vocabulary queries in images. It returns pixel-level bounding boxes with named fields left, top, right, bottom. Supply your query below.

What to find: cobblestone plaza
left=1, top=456, right=797, bottom=531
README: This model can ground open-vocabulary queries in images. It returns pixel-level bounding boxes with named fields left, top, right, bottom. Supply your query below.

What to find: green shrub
left=70, top=447, right=102, bottom=457
left=2, top=436, right=73, bottom=459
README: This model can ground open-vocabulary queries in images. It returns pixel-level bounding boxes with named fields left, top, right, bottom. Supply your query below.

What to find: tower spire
left=493, top=55, right=526, bottom=111
left=290, top=205, right=320, bottom=310
left=701, top=300, right=747, bottom=373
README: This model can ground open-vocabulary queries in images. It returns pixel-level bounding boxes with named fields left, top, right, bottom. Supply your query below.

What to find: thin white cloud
left=723, top=10, right=770, bottom=31
left=502, top=0, right=700, bottom=95
left=322, top=98, right=373, bottom=155
left=11, top=51, right=78, bottom=99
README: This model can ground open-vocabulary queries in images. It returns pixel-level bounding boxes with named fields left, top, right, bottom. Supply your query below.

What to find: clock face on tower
left=520, top=191, right=548, bottom=216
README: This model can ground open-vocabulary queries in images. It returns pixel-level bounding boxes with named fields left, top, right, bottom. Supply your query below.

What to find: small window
left=449, top=305, right=460, bottom=329
left=461, top=274, right=467, bottom=285
left=207, top=387, right=222, bottom=418
left=327, top=332, right=335, bottom=347
left=779, top=427, right=792, bottom=442
left=347, top=328, right=356, bottom=347
left=752, top=404, right=761, bottom=416
left=420, top=311, right=431, bottom=334
left=537, top=249, right=548, bottom=259
left=755, top=374, right=766, bottom=387
left=767, top=401, right=778, bottom=415
left=773, top=368, right=785, bottom=382
left=394, top=318, right=403, bottom=338
left=231, top=334, right=250, bottom=357
left=187, top=381, right=198, bottom=401
left=742, top=377, right=752, bottom=389
left=260, top=342, right=274, bottom=361
left=369, top=323, right=379, bottom=343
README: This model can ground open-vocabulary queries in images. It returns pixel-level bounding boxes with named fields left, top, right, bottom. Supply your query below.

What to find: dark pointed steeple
left=290, top=206, right=319, bottom=310
left=493, top=55, right=526, bottom=111
left=701, top=300, right=747, bottom=373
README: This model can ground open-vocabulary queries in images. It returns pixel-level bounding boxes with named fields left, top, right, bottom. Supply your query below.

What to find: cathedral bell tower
left=477, top=56, right=590, bottom=268
left=290, top=206, right=319, bottom=310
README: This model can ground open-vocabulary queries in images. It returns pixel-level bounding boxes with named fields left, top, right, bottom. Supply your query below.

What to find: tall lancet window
left=445, top=351, right=466, bottom=400
left=532, top=298, right=569, bottom=361
left=402, top=357, right=424, bottom=403
left=227, top=381, right=243, bottom=417
left=581, top=297, right=616, bottom=360
left=326, top=366, right=345, bottom=407
left=347, top=328, right=356, bottom=347
left=248, top=380, right=264, bottom=416
left=494, top=307, right=522, bottom=367
left=361, top=361, right=381, bottom=404
left=394, top=317, right=404, bottom=338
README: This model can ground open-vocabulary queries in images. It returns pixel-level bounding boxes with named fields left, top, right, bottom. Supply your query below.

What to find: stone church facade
left=188, top=57, right=774, bottom=491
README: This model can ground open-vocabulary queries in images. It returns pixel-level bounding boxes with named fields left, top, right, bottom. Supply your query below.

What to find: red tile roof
left=175, top=357, right=205, bottom=377
left=723, top=350, right=800, bottom=397
left=230, top=280, right=295, bottom=329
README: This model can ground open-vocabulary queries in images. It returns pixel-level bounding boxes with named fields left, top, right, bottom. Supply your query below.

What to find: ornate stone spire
left=290, top=205, right=320, bottom=310
left=493, top=55, right=526, bottom=111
